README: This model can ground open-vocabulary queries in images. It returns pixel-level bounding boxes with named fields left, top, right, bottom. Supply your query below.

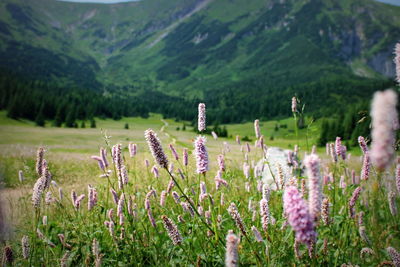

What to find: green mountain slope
left=0, top=0, right=399, bottom=122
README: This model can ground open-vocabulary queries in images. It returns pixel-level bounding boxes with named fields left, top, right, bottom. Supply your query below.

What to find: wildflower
left=251, top=226, right=263, bottom=242
left=228, top=203, right=246, bottom=235
left=36, top=147, right=45, bottom=176
left=218, top=154, right=225, bottom=172
left=397, top=164, right=400, bottom=194
left=177, top=215, right=185, bottom=223
left=262, top=184, right=270, bottom=201
left=361, top=153, right=370, bottom=181
left=292, top=96, right=297, bottom=113
left=330, top=143, right=337, bottom=163
left=128, top=143, right=137, bottom=158
left=198, top=103, right=206, bottom=132
left=259, top=198, right=269, bottom=232
left=254, top=119, right=261, bottom=139
left=395, top=43, right=400, bottom=84
left=388, top=191, right=398, bottom=216
left=160, top=190, right=167, bottom=206
left=161, top=215, right=182, bottom=245
left=151, top=165, right=159, bottom=178
left=74, top=194, right=85, bottom=209
left=91, top=156, right=105, bottom=171
left=32, top=177, right=45, bottom=208
left=41, top=160, right=52, bottom=189
left=21, top=236, right=29, bottom=259
left=88, top=185, right=98, bottom=211
left=211, top=131, right=218, bottom=140
left=2, top=246, right=14, bottom=265
left=321, top=198, right=330, bottom=225
left=304, top=154, right=322, bottom=220
left=359, top=226, right=371, bottom=245
left=169, top=144, right=179, bottom=161
left=349, top=187, right=362, bottom=218
left=194, top=136, right=209, bottom=174
left=276, top=163, right=285, bottom=190
left=183, top=148, right=188, bottom=166
left=145, top=129, right=169, bottom=168
left=92, top=238, right=100, bottom=258
left=167, top=179, right=175, bottom=193
left=335, top=137, right=343, bottom=159
left=358, top=136, right=368, bottom=154
left=100, top=147, right=109, bottom=167
left=311, top=145, right=316, bottom=154
left=370, top=89, right=398, bottom=171
left=340, top=176, right=347, bottom=189
left=246, top=142, right=251, bottom=153
left=387, top=246, right=400, bottom=267
left=283, top=186, right=316, bottom=247
left=59, top=188, right=63, bottom=201
left=225, top=232, right=240, bottom=267
left=117, top=194, right=125, bottom=217
left=45, top=191, right=53, bottom=205
left=120, top=165, right=129, bottom=188
left=360, top=247, right=374, bottom=259
left=110, top=188, right=119, bottom=204
left=18, top=170, right=24, bottom=182
left=243, top=163, right=250, bottom=179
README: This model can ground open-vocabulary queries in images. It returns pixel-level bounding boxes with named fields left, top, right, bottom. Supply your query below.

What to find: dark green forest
left=0, top=68, right=396, bottom=147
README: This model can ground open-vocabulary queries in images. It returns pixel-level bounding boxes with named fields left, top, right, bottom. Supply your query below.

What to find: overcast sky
left=376, top=0, right=400, bottom=5
left=57, top=0, right=140, bottom=3
left=58, top=0, right=400, bottom=5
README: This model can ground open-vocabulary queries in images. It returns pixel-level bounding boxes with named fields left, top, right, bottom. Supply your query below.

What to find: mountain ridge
left=0, top=0, right=399, bottom=123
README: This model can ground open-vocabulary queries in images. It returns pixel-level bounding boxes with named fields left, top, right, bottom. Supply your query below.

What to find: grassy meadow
left=0, top=107, right=399, bottom=266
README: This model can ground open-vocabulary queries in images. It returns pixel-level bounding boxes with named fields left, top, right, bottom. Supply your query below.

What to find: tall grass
left=1, top=92, right=400, bottom=267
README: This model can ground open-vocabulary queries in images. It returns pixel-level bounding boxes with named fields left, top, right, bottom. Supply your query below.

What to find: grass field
left=0, top=107, right=399, bottom=266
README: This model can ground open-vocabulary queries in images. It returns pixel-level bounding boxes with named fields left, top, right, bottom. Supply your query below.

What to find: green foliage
left=90, top=118, right=96, bottom=128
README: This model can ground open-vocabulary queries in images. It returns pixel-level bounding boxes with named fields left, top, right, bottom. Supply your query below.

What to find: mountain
left=0, top=0, right=399, bottom=123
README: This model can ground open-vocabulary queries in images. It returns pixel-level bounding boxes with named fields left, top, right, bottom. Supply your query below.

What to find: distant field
left=0, top=110, right=330, bottom=189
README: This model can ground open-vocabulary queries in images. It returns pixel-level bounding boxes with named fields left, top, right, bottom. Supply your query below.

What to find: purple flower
left=283, top=186, right=316, bottom=247
left=358, top=136, right=368, bottom=155
left=35, top=147, right=45, bottom=176
left=225, top=232, right=240, bottom=267
left=387, top=246, right=400, bottom=267
left=395, top=43, right=400, bottom=84
left=100, top=147, right=109, bottom=167
left=88, top=185, right=98, bottom=211
left=304, top=154, right=322, bottom=221
left=194, top=136, right=209, bottom=174
left=183, top=148, right=188, bottom=166
left=396, top=164, right=400, bottom=194
left=335, top=137, right=342, bottom=159
left=254, top=119, right=261, bottom=139
left=161, top=215, right=182, bottom=245
left=198, top=103, right=206, bottom=132
left=361, top=152, right=370, bottom=181
left=91, top=156, right=105, bottom=171
left=169, top=144, right=179, bottom=161
left=370, top=89, right=398, bottom=171
left=349, top=187, right=362, bottom=218
left=128, top=143, right=137, bottom=158
left=218, top=154, right=225, bottom=172
left=145, top=129, right=169, bottom=169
